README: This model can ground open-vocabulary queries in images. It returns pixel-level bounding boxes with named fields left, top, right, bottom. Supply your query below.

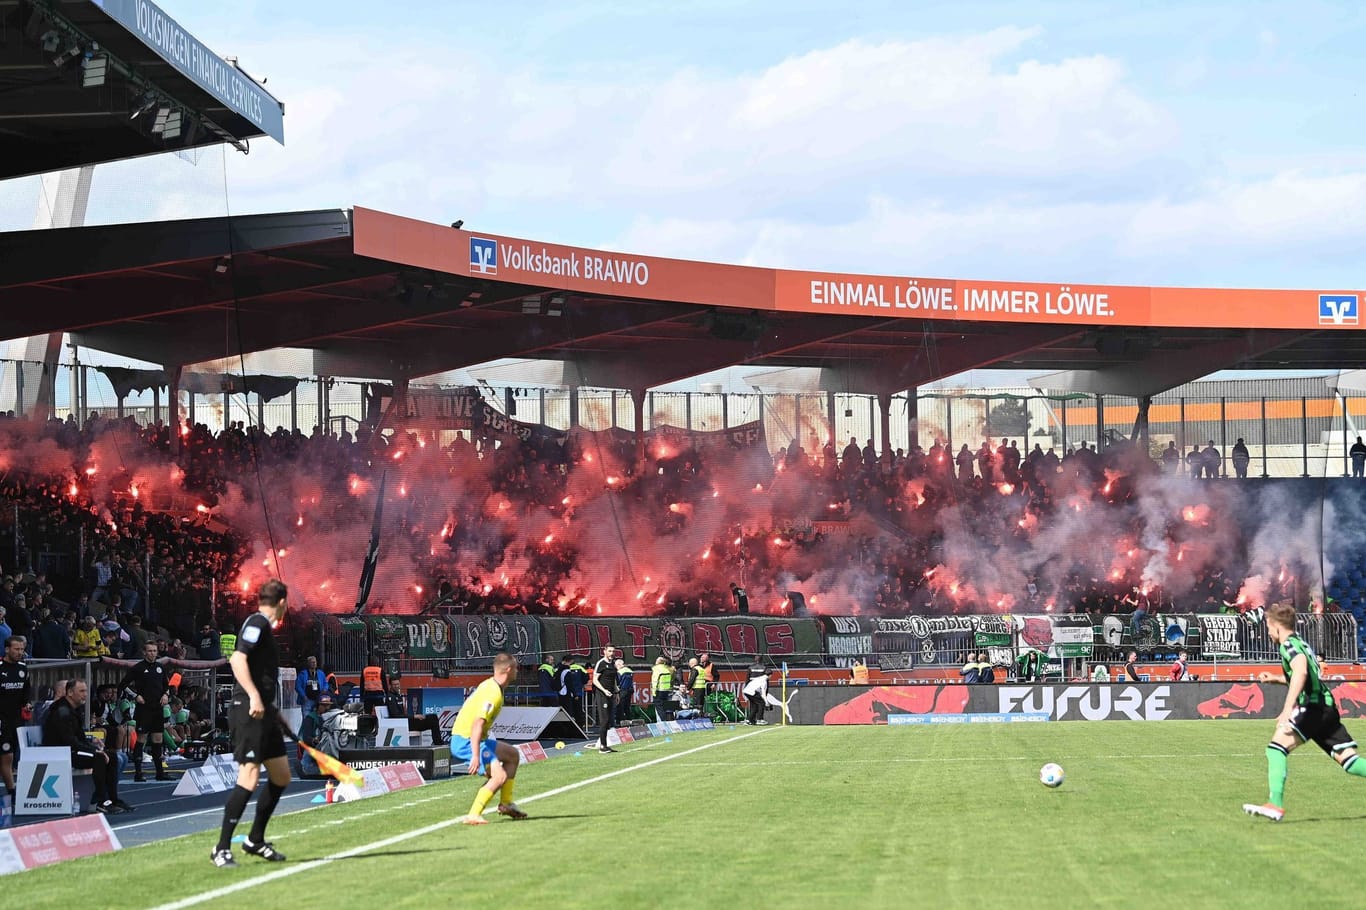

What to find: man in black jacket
left=592, top=645, right=618, bottom=754
left=43, top=679, right=130, bottom=814
left=0, top=635, right=31, bottom=800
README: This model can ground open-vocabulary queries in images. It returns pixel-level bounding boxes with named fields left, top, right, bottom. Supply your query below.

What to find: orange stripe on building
left=1053, top=398, right=1361, bottom=427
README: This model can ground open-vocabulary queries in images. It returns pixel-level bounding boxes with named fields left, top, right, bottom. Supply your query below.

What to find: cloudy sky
left=4, top=0, right=1366, bottom=292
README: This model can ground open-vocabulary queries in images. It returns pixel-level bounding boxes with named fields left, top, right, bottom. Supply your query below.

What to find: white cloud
left=7, top=21, right=1366, bottom=291
left=614, top=166, right=1366, bottom=287
left=10, top=26, right=1172, bottom=227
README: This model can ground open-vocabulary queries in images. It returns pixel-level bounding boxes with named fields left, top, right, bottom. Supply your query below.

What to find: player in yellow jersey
left=452, top=653, right=527, bottom=824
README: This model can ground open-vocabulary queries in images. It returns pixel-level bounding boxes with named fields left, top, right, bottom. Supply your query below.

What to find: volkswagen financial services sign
left=89, top=0, right=285, bottom=143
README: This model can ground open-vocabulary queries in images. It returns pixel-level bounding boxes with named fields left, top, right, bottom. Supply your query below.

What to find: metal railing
left=304, top=612, right=1358, bottom=678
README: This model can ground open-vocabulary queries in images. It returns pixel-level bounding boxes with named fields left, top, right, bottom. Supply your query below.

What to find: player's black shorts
left=134, top=705, right=165, bottom=734
left=230, top=700, right=287, bottom=765
left=0, top=716, right=19, bottom=758
left=1289, top=704, right=1358, bottom=756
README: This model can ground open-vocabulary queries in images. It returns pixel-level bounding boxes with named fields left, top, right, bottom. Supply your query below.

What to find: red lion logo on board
left=1332, top=682, right=1366, bottom=718
left=1196, top=683, right=1264, bottom=718
left=823, top=686, right=969, bottom=725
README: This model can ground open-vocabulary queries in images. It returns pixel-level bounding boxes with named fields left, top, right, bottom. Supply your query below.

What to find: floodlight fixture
left=546, top=294, right=566, bottom=317
left=52, top=41, right=82, bottom=67
left=152, top=106, right=182, bottom=139
left=451, top=220, right=464, bottom=229
left=521, top=295, right=543, bottom=315
left=40, top=30, right=59, bottom=53
left=129, top=92, right=157, bottom=120
left=81, top=54, right=108, bottom=87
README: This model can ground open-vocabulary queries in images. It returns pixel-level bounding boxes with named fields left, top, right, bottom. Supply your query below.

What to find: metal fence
left=7, top=359, right=1357, bottom=480
left=25, top=659, right=96, bottom=727
left=25, top=660, right=223, bottom=730
left=305, top=611, right=1357, bottom=677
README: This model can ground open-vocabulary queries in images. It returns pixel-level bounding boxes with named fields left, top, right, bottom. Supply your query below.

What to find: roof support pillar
left=878, top=391, right=893, bottom=457
left=29, top=332, right=64, bottom=422
left=1131, top=394, right=1151, bottom=454
left=631, top=387, right=647, bottom=468
left=168, top=364, right=183, bottom=456
left=906, top=389, right=920, bottom=451
left=1095, top=394, right=1105, bottom=449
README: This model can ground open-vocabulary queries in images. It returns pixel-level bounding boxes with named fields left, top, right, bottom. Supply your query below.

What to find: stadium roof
left=0, top=206, right=1363, bottom=395
left=0, top=0, right=284, bottom=180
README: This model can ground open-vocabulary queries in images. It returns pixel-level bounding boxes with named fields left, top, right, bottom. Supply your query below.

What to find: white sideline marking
left=147, top=728, right=775, bottom=910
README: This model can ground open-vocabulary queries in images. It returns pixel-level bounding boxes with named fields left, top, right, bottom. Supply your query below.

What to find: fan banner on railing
left=447, top=616, right=543, bottom=669
left=1199, top=615, right=1242, bottom=657
left=973, top=615, right=1014, bottom=647
left=648, top=421, right=767, bottom=453
left=400, top=618, right=454, bottom=660
left=536, top=617, right=822, bottom=667
left=400, top=387, right=567, bottom=447
left=821, top=617, right=874, bottom=667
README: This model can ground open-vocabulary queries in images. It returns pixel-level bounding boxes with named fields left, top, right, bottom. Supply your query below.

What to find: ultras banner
left=868, top=616, right=975, bottom=667
left=799, top=681, right=1366, bottom=725
left=536, top=616, right=823, bottom=667
left=1016, top=615, right=1093, bottom=658
left=447, top=616, right=542, bottom=669
left=820, top=617, right=874, bottom=667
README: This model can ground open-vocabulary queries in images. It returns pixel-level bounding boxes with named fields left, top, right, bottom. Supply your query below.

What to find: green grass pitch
left=17, top=721, right=1366, bottom=910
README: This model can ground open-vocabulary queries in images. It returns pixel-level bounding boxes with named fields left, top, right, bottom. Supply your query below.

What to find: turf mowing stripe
left=147, top=727, right=775, bottom=910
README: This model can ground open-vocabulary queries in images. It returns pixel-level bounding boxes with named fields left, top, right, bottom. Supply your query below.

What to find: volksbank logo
left=1319, top=294, right=1358, bottom=326
left=26, top=763, right=60, bottom=799
left=470, top=238, right=651, bottom=286
left=470, top=237, right=498, bottom=275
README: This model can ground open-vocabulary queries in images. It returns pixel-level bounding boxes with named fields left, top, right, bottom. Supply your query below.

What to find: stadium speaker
left=1094, top=335, right=1127, bottom=357
left=704, top=309, right=768, bottom=341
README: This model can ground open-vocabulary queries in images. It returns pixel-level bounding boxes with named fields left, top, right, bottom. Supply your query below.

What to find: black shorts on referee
left=230, top=700, right=287, bottom=764
left=135, top=705, right=165, bottom=735
left=1289, top=704, right=1358, bottom=756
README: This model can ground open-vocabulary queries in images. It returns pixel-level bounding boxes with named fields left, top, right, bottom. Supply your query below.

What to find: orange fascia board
left=353, top=207, right=1363, bottom=332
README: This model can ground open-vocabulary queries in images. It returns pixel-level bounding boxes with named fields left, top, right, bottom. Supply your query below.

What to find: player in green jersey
left=1243, top=602, right=1366, bottom=822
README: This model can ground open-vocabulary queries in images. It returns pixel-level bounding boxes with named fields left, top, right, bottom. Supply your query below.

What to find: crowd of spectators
left=0, top=404, right=1313, bottom=642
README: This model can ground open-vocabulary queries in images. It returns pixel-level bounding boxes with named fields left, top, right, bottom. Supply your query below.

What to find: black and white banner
left=1199, top=615, right=1241, bottom=658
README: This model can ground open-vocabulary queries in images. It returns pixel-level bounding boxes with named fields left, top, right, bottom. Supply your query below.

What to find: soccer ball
left=1039, top=763, right=1065, bottom=788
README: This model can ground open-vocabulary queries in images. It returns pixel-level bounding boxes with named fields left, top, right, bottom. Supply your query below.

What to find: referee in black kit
left=119, top=640, right=171, bottom=781
left=213, top=579, right=291, bottom=868
left=593, top=644, right=619, bottom=754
